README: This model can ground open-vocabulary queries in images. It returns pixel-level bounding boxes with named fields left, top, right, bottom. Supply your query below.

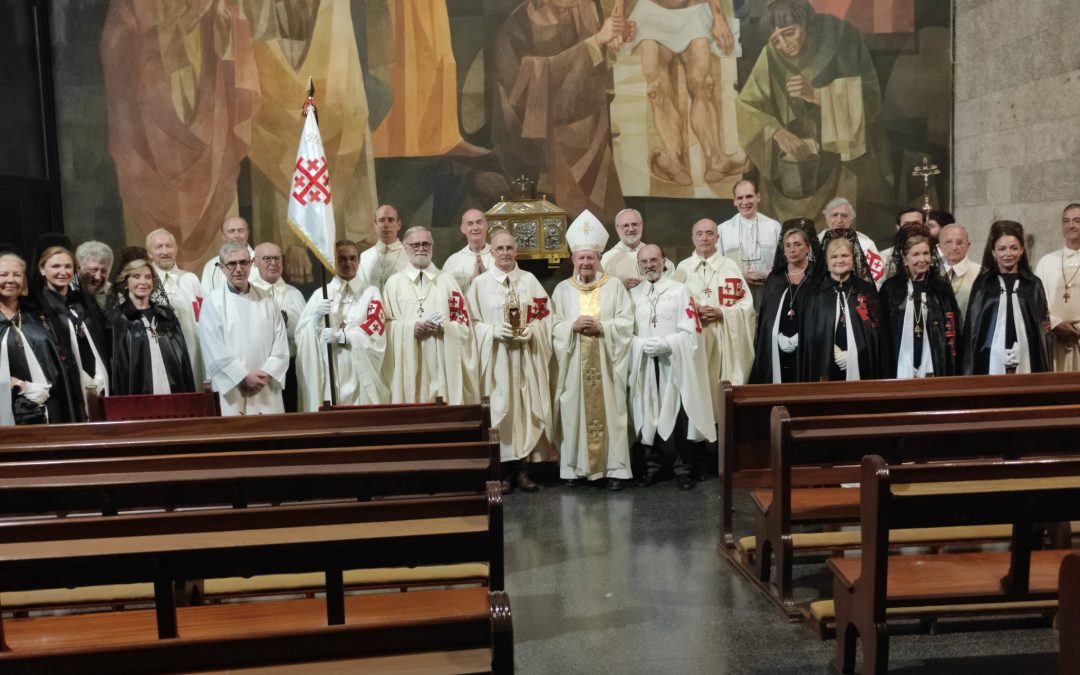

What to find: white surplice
left=1035, top=247, right=1080, bottom=372
left=673, top=251, right=756, bottom=400
left=468, top=266, right=554, bottom=462
left=600, top=241, right=675, bottom=282
left=628, top=277, right=716, bottom=446
left=359, top=240, right=409, bottom=291
left=197, top=283, right=289, bottom=415
left=200, top=245, right=257, bottom=296
left=295, top=276, right=388, bottom=411
left=551, top=273, right=635, bottom=481
left=383, top=265, right=479, bottom=404
left=443, top=244, right=496, bottom=295
left=153, top=264, right=204, bottom=383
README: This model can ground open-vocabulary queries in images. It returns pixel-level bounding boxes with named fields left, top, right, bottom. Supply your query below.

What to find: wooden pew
left=717, top=372, right=1080, bottom=552
left=0, top=401, right=490, bottom=463
left=0, top=491, right=512, bottom=673
left=742, top=403, right=1080, bottom=618
left=86, top=382, right=221, bottom=421
left=830, top=454, right=1080, bottom=674
left=1058, top=552, right=1080, bottom=675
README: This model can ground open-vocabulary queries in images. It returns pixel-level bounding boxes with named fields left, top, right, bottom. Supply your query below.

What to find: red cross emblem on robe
left=359, top=299, right=385, bottom=337
left=718, top=278, right=745, bottom=307
left=527, top=297, right=550, bottom=322
left=686, top=298, right=702, bottom=333
left=449, top=291, right=470, bottom=326
left=866, top=249, right=884, bottom=281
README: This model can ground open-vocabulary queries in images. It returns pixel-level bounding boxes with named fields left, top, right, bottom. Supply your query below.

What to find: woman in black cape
left=1, top=253, right=78, bottom=425
left=878, top=224, right=963, bottom=378
left=749, top=218, right=821, bottom=384
left=961, top=220, right=1052, bottom=374
left=796, top=229, right=890, bottom=381
left=109, top=257, right=195, bottom=396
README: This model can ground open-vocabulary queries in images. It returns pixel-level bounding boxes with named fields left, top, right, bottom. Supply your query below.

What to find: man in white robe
left=879, top=208, right=924, bottom=281
left=198, top=242, right=289, bottom=415
left=252, top=242, right=306, bottom=412
left=818, top=197, right=886, bottom=288
left=147, top=228, right=204, bottom=383
left=939, top=223, right=981, bottom=323
left=674, top=218, right=756, bottom=398
left=630, top=244, right=715, bottom=491
left=443, top=209, right=496, bottom=294
left=468, top=230, right=553, bottom=494
left=1035, top=203, right=1080, bottom=371
left=295, top=240, right=388, bottom=411
left=359, top=204, right=410, bottom=290
left=600, top=208, right=674, bottom=289
left=552, top=210, right=635, bottom=490
left=717, top=180, right=781, bottom=307
left=200, top=216, right=258, bottom=295
left=383, top=226, right=479, bottom=404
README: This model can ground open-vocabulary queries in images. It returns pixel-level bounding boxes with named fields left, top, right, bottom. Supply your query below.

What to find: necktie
left=948, top=268, right=957, bottom=283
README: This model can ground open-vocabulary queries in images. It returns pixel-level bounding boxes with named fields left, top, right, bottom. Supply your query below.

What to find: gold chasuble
left=574, top=276, right=607, bottom=476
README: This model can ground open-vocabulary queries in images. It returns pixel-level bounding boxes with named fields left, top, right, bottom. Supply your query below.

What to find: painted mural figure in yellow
left=371, top=0, right=464, bottom=158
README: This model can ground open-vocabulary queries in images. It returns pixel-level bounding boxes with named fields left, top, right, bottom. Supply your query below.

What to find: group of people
left=4, top=189, right=1078, bottom=495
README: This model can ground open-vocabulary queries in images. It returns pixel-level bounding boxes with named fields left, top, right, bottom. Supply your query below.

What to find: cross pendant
left=149, top=329, right=159, bottom=341
left=338, top=320, right=347, bottom=332
left=650, top=316, right=657, bottom=328
left=1065, top=289, right=1072, bottom=302
left=914, top=325, right=923, bottom=339
left=417, top=303, right=425, bottom=317
left=704, top=288, right=712, bottom=298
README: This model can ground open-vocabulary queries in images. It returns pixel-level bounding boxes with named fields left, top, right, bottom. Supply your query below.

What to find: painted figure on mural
left=625, top=0, right=748, bottom=186
left=736, top=0, right=892, bottom=229
left=491, top=0, right=627, bottom=222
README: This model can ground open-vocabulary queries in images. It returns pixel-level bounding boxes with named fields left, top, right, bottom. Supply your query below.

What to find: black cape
left=961, top=270, right=1052, bottom=374
left=38, top=287, right=112, bottom=422
left=1, top=304, right=79, bottom=424
left=109, top=301, right=195, bottom=396
left=796, top=275, right=890, bottom=382
left=749, top=264, right=818, bottom=384
left=878, top=274, right=963, bottom=377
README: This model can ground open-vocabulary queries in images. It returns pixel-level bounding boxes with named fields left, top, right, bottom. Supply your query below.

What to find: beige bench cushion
left=737, top=524, right=1013, bottom=554
left=810, top=598, right=1058, bottom=622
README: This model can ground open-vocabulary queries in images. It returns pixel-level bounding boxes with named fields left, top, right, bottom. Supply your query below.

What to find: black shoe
left=516, top=470, right=540, bottom=493
left=636, top=473, right=660, bottom=488
left=676, top=475, right=695, bottom=491
left=564, top=478, right=583, bottom=487
left=692, top=466, right=709, bottom=482
left=607, top=478, right=625, bottom=492
left=501, top=477, right=514, bottom=495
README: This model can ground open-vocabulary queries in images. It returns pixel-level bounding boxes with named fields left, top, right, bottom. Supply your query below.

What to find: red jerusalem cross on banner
left=292, top=157, right=331, bottom=206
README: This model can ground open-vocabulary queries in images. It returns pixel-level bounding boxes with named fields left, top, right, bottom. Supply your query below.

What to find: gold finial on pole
left=911, top=156, right=941, bottom=215
left=306, top=76, right=315, bottom=100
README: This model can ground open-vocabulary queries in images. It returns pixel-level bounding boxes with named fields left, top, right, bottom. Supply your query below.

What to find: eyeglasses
left=260, top=256, right=282, bottom=264
left=219, top=260, right=252, bottom=271
left=406, top=242, right=433, bottom=251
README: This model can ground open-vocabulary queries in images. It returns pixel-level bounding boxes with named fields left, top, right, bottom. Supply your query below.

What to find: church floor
left=503, top=480, right=1059, bottom=674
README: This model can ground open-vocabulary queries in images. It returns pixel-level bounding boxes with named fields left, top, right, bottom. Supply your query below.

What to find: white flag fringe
left=286, top=105, right=336, bottom=272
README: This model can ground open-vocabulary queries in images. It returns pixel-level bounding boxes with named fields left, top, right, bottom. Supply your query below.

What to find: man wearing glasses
left=252, top=242, right=307, bottom=412
left=200, top=216, right=258, bottom=295
left=383, top=226, right=479, bottom=405
left=198, top=242, right=289, bottom=415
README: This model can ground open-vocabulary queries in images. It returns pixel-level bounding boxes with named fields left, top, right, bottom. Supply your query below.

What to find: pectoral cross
left=914, top=324, right=923, bottom=340
left=703, top=287, right=712, bottom=298
left=1065, top=288, right=1072, bottom=302
left=650, top=315, right=658, bottom=328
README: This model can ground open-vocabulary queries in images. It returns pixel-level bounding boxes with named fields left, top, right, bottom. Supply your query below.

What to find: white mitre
left=565, top=209, right=609, bottom=253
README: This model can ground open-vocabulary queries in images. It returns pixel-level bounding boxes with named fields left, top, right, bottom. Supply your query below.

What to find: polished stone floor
left=503, top=479, right=1059, bottom=674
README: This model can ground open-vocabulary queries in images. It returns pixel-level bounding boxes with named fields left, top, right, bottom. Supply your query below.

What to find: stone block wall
left=953, top=0, right=1080, bottom=263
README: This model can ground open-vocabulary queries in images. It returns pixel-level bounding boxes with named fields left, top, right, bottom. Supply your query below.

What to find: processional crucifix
left=912, top=156, right=941, bottom=216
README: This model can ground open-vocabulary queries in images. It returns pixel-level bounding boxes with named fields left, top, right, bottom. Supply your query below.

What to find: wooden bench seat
left=740, top=404, right=1080, bottom=618
left=1, top=588, right=511, bottom=674
left=718, top=372, right=1080, bottom=551
left=830, top=455, right=1080, bottom=674
left=808, top=598, right=1058, bottom=639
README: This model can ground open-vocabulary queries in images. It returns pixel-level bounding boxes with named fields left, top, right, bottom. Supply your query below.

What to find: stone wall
left=953, top=0, right=1080, bottom=263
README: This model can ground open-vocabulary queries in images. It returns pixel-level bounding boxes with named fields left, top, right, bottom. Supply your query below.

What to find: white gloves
left=20, top=382, right=51, bottom=405
left=495, top=322, right=515, bottom=341
left=92, top=374, right=107, bottom=391
left=428, top=311, right=445, bottom=327
left=777, top=333, right=799, bottom=353
left=313, top=298, right=332, bottom=321
left=1003, top=346, right=1020, bottom=368
left=512, top=324, right=533, bottom=342
left=319, top=327, right=346, bottom=345
left=642, top=337, right=671, bottom=357
left=833, top=345, right=848, bottom=371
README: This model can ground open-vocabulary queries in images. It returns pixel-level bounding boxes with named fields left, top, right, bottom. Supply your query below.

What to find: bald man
left=147, top=228, right=204, bottom=382
left=443, top=208, right=496, bottom=294
left=252, top=242, right=306, bottom=412
left=359, top=204, right=410, bottom=290
left=201, top=216, right=257, bottom=295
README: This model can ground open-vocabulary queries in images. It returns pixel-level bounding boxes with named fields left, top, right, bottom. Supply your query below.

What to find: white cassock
left=674, top=252, right=756, bottom=402
left=200, top=245, right=257, bottom=296
left=444, top=244, right=496, bottom=295
left=154, top=264, right=204, bottom=383
left=717, top=213, right=782, bottom=277
left=468, top=266, right=554, bottom=462
left=1035, top=247, right=1080, bottom=372
left=359, top=240, right=409, bottom=291
left=252, top=276, right=306, bottom=358
left=942, top=256, right=981, bottom=324
left=818, top=229, right=886, bottom=288
left=383, top=265, right=480, bottom=404
left=629, top=277, right=716, bottom=446
left=552, top=274, right=635, bottom=481
left=295, top=276, right=388, bottom=411
left=600, top=241, right=675, bottom=282
left=197, top=284, right=289, bottom=415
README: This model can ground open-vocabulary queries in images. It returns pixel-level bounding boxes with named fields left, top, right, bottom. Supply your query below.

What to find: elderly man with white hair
left=146, top=228, right=204, bottom=382
left=818, top=197, right=886, bottom=287
left=600, top=208, right=674, bottom=290
left=75, top=241, right=114, bottom=309
left=938, top=222, right=981, bottom=323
